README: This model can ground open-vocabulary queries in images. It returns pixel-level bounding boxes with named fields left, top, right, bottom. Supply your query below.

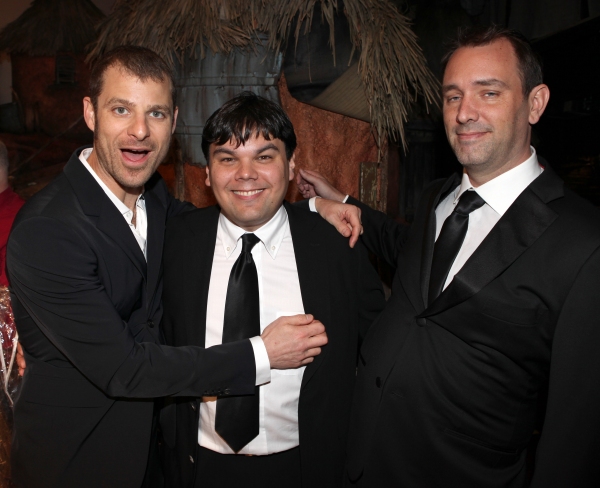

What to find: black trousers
left=195, top=446, right=302, bottom=488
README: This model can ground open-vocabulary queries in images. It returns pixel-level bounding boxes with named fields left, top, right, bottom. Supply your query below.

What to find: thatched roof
left=0, top=0, right=105, bottom=56
left=89, top=0, right=439, bottom=147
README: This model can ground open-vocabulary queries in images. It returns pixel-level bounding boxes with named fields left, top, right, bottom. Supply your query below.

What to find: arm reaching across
left=261, top=314, right=327, bottom=369
left=296, top=169, right=346, bottom=202
left=296, top=168, right=362, bottom=247
left=314, top=198, right=363, bottom=248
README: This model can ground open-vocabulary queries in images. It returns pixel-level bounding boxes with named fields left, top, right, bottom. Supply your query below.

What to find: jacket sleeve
left=530, top=245, right=600, bottom=487
left=347, top=196, right=409, bottom=268
left=7, top=215, right=256, bottom=399
left=355, top=240, right=386, bottom=342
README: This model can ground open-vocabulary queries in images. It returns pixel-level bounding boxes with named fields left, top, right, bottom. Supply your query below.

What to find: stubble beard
left=93, top=130, right=170, bottom=191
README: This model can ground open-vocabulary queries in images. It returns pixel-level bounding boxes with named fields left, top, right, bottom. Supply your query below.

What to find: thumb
left=287, top=313, right=314, bottom=325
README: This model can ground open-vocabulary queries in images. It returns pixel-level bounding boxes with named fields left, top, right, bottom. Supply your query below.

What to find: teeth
left=234, top=189, right=263, bottom=196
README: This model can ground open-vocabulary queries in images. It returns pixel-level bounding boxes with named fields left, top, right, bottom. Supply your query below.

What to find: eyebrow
left=212, top=143, right=281, bottom=157
left=104, top=98, right=172, bottom=116
left=442, top=78, right=509, bottom=93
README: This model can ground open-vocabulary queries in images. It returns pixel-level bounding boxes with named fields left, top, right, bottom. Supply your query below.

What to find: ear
left=288, top=153, right=296, bottom=181
left=171, top=106, right=178, bottom=134
left=528, top=84, right=550, bottom=125
left=205, top=165, right=211, bottom=187
left=83, top=97, right=95, bottom=132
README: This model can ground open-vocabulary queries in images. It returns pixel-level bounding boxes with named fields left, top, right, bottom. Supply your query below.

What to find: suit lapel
left=144, top=188, right=166, bottom=304
left=64, top=150, right=147, bottom=279
left=421, top=168, right=562, bottom=317
left=183, top=207, right=220, bottom=347
left=285, top=202, right=330, bottom=389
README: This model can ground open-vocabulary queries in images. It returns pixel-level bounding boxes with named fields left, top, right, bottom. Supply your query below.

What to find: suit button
left=189, top=455, right=194, bottom=463
left=147, top=320, right=155, bottom=328
left=416, top=318, right=426, bottom=327
left=375, top=377, right=381, bottom=388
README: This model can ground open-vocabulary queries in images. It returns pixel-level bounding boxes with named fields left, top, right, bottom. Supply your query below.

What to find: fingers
left=16, top=341, right=26, bottom=376
left=341, top=207, right=362, bottom=248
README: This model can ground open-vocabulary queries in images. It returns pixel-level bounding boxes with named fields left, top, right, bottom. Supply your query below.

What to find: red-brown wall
left=11, top=54, right=91, bottom=136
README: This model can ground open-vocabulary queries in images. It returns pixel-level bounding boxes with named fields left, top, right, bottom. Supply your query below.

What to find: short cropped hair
left=442, top=25, right=543, bottom=96
left=89, top=46, right=176, bottom=110
left=202, top=92, right=297, bottom=162
left=0, top=141, right=8, bottom=172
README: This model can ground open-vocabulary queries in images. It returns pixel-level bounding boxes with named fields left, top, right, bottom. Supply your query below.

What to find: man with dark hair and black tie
left=300, top=25, right=600, bottom=488
left=159, top=92, right=384, bottom=488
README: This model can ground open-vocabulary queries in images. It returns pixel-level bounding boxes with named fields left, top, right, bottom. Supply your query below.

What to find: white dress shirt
left=435, top=147, right=543, bottom=290
left=199, top=206, right=306, bottom=455
left=79, top=148, right=148, bottom=259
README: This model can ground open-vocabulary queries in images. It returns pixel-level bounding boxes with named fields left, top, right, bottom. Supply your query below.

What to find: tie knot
left=454, top=190, right=485, bottom=216
left=241, top=233, right=260, bottom=253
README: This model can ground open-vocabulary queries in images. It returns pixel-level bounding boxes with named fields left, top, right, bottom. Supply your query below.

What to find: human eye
left=483, top=91, right=499, bottom=98
left=149, top=110, right=166, bottom=119
left=113, top=106, right=129, bottom=115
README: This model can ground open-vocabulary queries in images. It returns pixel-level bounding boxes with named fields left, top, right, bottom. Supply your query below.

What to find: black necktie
left=215, top=233, right=261, bottom=453
left=428, top=190, right=486, bottom=304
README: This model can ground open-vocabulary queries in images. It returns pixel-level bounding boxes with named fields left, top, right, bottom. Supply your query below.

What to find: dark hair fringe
left=202, top=92, right=296, bottom=161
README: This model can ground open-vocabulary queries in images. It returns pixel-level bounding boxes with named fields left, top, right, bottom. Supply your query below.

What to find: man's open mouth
left=121, top=148, right=151, bottom=162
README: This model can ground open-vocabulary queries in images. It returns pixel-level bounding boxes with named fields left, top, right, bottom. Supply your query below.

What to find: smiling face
left=442, top=38, right=548, bottom=184
left=83, top=64, right=178, bottom=200
left=206, top=134, right=295, bottom=231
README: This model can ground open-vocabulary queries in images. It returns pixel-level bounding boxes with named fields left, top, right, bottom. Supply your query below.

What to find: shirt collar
left=218, top=205, right=289, bottom=260
left=79, top=148, right=145, bottom=219
left=454, top=146, right=542, bottom=216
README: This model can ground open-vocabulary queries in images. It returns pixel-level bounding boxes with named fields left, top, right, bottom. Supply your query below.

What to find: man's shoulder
left=14, top=172, right=74, bottom=225
left=166, top=205, right=220, bottom=237
left=285, top=200, right=371, bottom=258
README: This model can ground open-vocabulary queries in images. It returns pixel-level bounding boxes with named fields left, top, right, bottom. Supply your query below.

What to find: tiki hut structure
left=90, top=0, right=439, bottom=212
left=0, top=0, right=105, bottom=136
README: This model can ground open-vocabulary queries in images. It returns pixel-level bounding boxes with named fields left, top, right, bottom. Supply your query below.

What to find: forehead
left=99, top=65, right=173, bottom=106
left=443, top=38, right=520, bottom=87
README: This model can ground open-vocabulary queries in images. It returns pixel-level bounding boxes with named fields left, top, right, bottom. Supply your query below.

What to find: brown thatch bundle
left=89, top=0, right=439, bottom=146
left=0, top=0, right=105, bottom=56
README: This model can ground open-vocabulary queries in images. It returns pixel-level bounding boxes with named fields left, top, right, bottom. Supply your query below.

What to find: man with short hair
left=7, top=47, right=327, bottom=488
left=305, top=26, right=600, bottom=487
left=160, top=92, right=384, bottom=488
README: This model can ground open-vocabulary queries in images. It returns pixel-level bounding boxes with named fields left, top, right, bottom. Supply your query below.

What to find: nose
left=128, top=113, right=150, bottom=140
left=456, top=95, right=479, bottom=125
left=235, top=158, right=258, bottom=180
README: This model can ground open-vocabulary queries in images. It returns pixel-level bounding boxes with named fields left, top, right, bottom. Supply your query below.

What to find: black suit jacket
left=159, top=201, right=385, bottom=488
left=346, top=167, right=600, bottom=487
left=7, top=148, right=258, bottom=488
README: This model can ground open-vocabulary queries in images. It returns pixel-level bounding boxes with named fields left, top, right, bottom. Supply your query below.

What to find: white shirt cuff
left=249, top=336, right=271, bottom=386
left=308, top=195, right=349, bottom=212
left=308, top=196, right=320, bottom=212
